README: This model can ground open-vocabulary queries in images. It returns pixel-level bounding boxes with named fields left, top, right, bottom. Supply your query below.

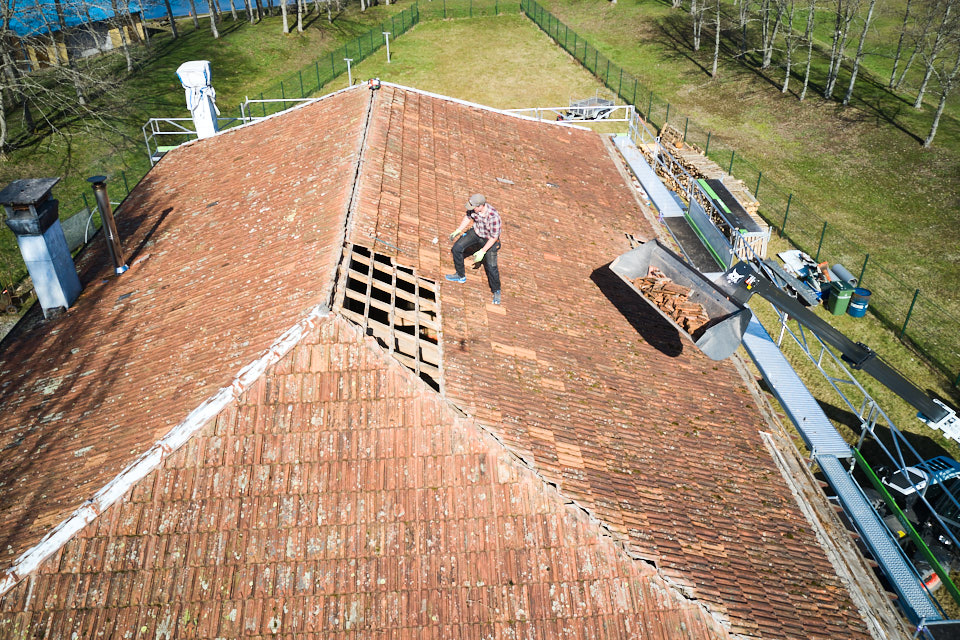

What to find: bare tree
left=781, top=0, right=799, bottom=92
left=800, top=0, right=816, bottom=99
left=711, top=0, right=722, bottom=76
left=823, top=0, right=861, bottom=99
left=736, top=0, right=754, bottom=55
left=209, top=0, right=219, bottom=37
left=281, top=0, right=289, bottom=32
left=889, top=0, right=917, bottom=87
left=297, top=0, right=304, bottom=31
left=893, top=0, right=941, bottom=90
left=187, top=0, right=200, bottom=29
left=914, top=0, right=954, bottom=108
left=691, top=0, right=708, bottom=51
left=924, top=42, right=960, bottom=146
left=760, top=0, right=784, bottom=69
left=842, top=0, right=877, bottom=105
left=109, top=0, right=134, bottom=71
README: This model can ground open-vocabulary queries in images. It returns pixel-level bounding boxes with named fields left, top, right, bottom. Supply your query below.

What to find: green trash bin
left=824, top=280, right=853, bottom=315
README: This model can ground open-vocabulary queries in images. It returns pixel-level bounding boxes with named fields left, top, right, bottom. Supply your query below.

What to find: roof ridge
left=0, top=304, right=333, bottom=598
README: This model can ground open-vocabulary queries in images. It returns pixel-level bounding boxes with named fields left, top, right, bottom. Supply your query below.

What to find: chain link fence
left=521, top=0, right=960, bottom=386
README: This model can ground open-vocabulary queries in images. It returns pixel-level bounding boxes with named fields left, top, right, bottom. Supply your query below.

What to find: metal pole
left=859, top=253, right=870, bottom=285
left=632, top=78, right=637, bottom=106
left=704, top=131, right=711, bottom=155
left=647, top=92, right=652, bottom=119
left=755, top=171, right=762, bottom=198
left=900, top=289, right=920, bottom=338
left=281, top=80, right=285, bottom=100
left=683, top=117, right=688, bottom=142
left=781, top=193, right=792, bottom=233
left=665, top=102, right=670, bottom=123
left=815, top=221, right=827, bottom=261
left=316, top=60, right=321, bottom=89
left=261, top=92, right=266, bottom=117
left=383, top=32, right=391, bottom=62
left=299, top=70, right=304, bottom=97
left=122, top=170, right=129, bottom=195
left=88, top=176, right=128, bottom=275
left=728, top=150, right=735, bottom=175
left=345, top=58, right=353, bottom=86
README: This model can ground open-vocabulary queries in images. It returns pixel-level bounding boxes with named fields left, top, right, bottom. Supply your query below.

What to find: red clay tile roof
left=0, top=84, right=884, bottom=638
left=0, top=314, right=731, bottom=638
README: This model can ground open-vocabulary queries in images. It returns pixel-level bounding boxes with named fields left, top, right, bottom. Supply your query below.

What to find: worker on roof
left=446, top=193, right=502, bottom=305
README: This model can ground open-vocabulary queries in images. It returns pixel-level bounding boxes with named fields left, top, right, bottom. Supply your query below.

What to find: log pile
left=632, top=267, right=711, bottom=335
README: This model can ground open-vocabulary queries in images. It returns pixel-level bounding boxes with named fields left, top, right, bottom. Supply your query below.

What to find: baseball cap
left=467, top=194, right=486, bottom=208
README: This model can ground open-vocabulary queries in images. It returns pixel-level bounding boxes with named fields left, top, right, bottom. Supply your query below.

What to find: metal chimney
left=88, top=176, right=129, bottom=275
left=0, top=178, right=82, bottom=318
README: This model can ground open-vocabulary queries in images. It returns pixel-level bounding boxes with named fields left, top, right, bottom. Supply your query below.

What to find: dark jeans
left=452, top=229, right=501, bottom=293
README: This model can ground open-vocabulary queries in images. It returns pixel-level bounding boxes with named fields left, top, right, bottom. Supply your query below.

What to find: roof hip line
left=0, top=305, right=332, bottom=599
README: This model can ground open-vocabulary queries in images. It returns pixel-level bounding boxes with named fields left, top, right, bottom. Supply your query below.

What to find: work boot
left=445, top=274, right=466, bottom=283
left=492, top=290, right=501, bottom=305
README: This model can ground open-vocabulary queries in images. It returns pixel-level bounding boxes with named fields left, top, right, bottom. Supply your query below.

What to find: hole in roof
left=336, top=244, right=441, bottom=391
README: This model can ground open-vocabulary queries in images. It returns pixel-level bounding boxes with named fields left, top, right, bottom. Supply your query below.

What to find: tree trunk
left=781, top=0, right=796, bottom=92
left=712, top=0, right=721, bottom=77
left=297, top=0, right=304, bottom=31
left=842, top=0, right=876, bottom=105
left=691, top=0, right=705, bottom=51
left=800, top=0, right=815, bottom=100
left=823, top=0, right=858, bottom=99
left=163, top=0, right=179, bottom=37
left=889, top=0, right=914, bottom=87
left=110, top=0, right=134, bottom=72
left=923, top=46, right=960, bottom=147
left=281, top=0, right=289, bottom=32
left=761, top=1, right=783, bottom=69
left=188, top=0, right=200, bottom=29
left=326, top=0, right=332, bottom=22
left=229, top=0, right=238, bottom=20
left=737, top=0, right=751, bottom=55
left=914, top=1, right=953, bottom=109
left=209, top=1, right=219, bottom=37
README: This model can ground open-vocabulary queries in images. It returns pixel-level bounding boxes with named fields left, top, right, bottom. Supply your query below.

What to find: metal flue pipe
left=88, top=176, right=129, bottom=275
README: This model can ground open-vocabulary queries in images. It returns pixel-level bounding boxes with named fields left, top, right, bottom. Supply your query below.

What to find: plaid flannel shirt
left=469, top=204, right=502, bottom=240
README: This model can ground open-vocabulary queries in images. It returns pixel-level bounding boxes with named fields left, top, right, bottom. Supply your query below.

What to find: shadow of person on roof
left=591, top=262, right=684, bottom=358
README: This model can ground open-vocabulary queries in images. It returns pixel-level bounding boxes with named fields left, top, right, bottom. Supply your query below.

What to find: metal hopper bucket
left=610, top=240, right=751, bottom=360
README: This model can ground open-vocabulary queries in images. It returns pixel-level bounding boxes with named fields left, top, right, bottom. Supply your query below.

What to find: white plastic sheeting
left=176, top=60, right=220, bottom=139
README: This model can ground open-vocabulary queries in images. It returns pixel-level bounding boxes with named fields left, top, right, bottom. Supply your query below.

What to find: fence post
left=82, top=192, right=90, bottom=215
left=261, top=92, right=266, bottom=116
left=443, top=0, right=446, bottom=18
left=470, top=0, right=472, bottom=17
left=704, top=131, right=711, bottom=155
left=315, top=61, right=321, bottom=91
left=122, top=171, right=129, bottom=195
left=781, top=193, right=792, bottom=234
left=495, top=0, right=498, bottom=14
left=665, top=102, right=670, bottom=123
left=281, top=80, right=285, bottom=100
left=618, top=69, right=623, bottom=98
left=647, top=92, right=652, bottom=120
left=900, top=289, right=920, bottom=338
left=728, top=150, right=735, bottom=175
left=815, top=221, right=827, bottom=261
left=755, top=171, right=762, bottom=198
left=299, top=70, right=304, bottom=97
left=632, top=78, right=637, bottom=106
left=859, top=254, right=870, bottom=285
left=683, top=117, right=688, bottom=142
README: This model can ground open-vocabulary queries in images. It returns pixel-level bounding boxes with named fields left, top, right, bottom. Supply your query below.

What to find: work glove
left=448, top=231, right=461, bottom=242
left=473, top=250, right=486, bottom=263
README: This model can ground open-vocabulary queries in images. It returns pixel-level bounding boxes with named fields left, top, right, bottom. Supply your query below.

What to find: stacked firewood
left=632, top=267, right=711, bottom=335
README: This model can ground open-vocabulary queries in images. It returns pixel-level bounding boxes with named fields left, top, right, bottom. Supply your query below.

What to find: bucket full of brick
left=610, top=239, right=751, bottom=361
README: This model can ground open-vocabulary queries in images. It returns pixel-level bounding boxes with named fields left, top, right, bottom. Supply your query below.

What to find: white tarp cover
left=176, top=60, right=219, bottom=138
